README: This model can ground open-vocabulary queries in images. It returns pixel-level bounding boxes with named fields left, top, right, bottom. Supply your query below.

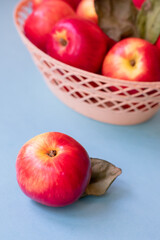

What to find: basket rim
left=14, top=0, right=160, bottom=89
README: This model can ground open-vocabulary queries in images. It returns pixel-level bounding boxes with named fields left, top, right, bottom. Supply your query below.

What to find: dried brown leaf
left=94, top=0, right=138, bottom=41
left=82, top=158, right=122, bottom=197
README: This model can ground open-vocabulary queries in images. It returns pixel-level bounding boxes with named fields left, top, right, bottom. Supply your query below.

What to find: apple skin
left=24, top=1, right=75, bottom=51
left=16, top=132, right=91, bottom=207
left=102, top=37, right=160, bottom=82
left=46, top=17, right=108, bottom=73
left=32, top=0, right=81, bottom=10
left=132, top=0, right=145, bottom=9
left=76, top=0, right=98, bottom=24
left=32, top=0, right=43, bottom=9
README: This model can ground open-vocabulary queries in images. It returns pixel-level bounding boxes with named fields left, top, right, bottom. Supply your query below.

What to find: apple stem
left=47, top=150, right=57, bottom=157
left=59, top=38, right=67, bottom=46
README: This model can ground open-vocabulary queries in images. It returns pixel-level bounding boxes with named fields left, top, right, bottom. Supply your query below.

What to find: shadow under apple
left=30, top=179, right=127, bottom=221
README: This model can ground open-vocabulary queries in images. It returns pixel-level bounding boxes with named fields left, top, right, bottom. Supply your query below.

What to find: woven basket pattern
left=14, top=0, right=160, bottom=125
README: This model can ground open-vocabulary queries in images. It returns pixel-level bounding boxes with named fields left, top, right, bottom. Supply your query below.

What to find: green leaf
left=94, top=0, right=138, bottom=41
left=137, top=0, right=160, bottom=44
left=82, top=158, right=122, bottom=197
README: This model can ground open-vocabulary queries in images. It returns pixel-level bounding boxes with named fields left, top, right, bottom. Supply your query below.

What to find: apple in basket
left=24, top=0, right=75, bottom=51
left=76, top=0, right=98, bottom=24
left=46, top=17, right=109, bottom=73
left=16, top=132, right=91, bottom=207
left=102, top=38, right=160, bottom=82
left=32, top=0, right=81, bottom=10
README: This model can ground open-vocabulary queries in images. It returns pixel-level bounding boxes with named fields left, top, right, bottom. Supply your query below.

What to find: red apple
left=102, top=38, right=160, bottom=82
left=132, top=0, right=145, bottom=9
left=46, top=17, right=108, bottom=73
left=32, top=0, right=81, bottom=10
left=76, top=0, right=98, bottom=24
left=16, top=132, right=91, bottom=207
left=24, top=1, right=75, bottom=51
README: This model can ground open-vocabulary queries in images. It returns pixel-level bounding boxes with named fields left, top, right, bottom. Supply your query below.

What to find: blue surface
left=1, top=1, right=160, bottom=239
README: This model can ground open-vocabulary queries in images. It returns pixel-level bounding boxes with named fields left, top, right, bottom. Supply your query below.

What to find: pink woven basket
left=14, top=0, right=160, bottom=125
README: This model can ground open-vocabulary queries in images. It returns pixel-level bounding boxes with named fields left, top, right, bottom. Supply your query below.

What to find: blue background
left=1, top=1, right=160, bottom=239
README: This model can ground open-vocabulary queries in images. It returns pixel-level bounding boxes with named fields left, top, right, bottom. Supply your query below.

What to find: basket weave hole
left=106, top=86, right=145, bottom=98
left=82, top=81, right=100, bottom=89
left=50, top=78, right=60, bottom=86
left=60, top=85, right=74, bottom=93
left=71, top=91, right=88, bottom=99
left=106, top=86, right=127, bottom=96
left=18, top=2, right=32, bottom=25
left=33, top=52, right=43, bottom=62
left=102, top=101, right=116, bottom=109
left=43, top=72, right=52, bottom=79
left=66, top=75, right=82, bottom=83
left=146, top=89, right=159, bottom=97
left=148, top=102, right=159, bottom=109
left=85, top=97, right=99, bottom=104
left=42, top=60, right=53, bottom=69
left=55, top=68, right=68, bottom=76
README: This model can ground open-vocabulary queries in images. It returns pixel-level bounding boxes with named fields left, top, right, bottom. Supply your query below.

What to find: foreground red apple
left=24, top=1, right=75, bottom=51
left=102, top=38, right=160, bottom=82
left=16, top=132, right=91, bottom=207
left=46, top=17, right=108, bottom=73
left=76, top=0, right=98, bottom=24
left=132, top=0, right=145, bottom=9
left=32, top=0, right=81, bottom=10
